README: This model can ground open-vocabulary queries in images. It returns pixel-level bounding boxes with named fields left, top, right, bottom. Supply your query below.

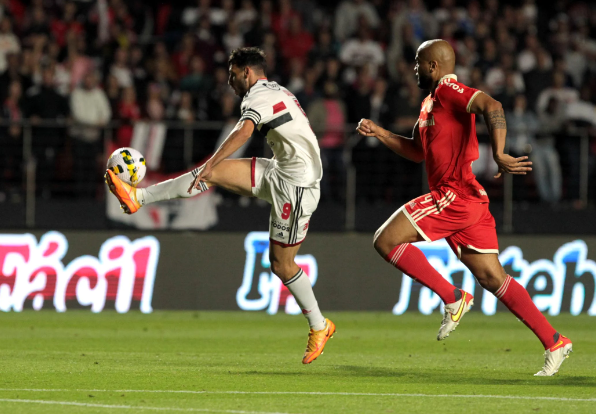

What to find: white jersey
left=239, top=79, right=322, bottom=188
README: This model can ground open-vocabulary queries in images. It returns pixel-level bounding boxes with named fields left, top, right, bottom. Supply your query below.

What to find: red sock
left=386, top=243, right=457, bottom=304
left=496, top=275, right=557, bottom=349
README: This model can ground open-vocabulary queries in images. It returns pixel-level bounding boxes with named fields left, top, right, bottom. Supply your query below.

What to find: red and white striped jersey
left=240, top=79, right=322, bottom=188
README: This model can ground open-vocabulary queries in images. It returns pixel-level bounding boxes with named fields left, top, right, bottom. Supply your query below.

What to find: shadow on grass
left=241, top=366, right=596, bottom=387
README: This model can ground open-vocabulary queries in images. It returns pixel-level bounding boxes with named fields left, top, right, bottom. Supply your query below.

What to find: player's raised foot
left=302, top=318, right=336, bottom=365
left=534, top=334, right=572, bottom=376
left=437, top=289, right=474, bottom=341
left=105, top=169, right=141, bottom=214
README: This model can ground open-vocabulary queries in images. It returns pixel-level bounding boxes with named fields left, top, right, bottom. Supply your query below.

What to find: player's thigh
left=208, top=158, right=253, bottom=197
left=459, top=249, right=507, bottom=292
left=373, top=206, right=424, bottom=255
left=269, top=242, right=301, bottom=282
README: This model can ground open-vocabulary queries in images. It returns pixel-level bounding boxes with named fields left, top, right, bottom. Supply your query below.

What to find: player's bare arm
left=469, top=92, right=532, bottom=178
left=356, top=118, right=424, bottom=163
left=188, top=119, right=255, bottom=193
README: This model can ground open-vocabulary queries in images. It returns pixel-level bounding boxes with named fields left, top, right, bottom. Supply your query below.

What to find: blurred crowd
left=0, top=0, right=595, bottom=207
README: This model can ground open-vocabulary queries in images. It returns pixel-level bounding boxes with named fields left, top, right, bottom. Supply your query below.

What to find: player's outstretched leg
left=106, top=159, right=252, bottom=214
left=460, top=249, right=572, bottom=376
left=269, top=242, right=335, bottom=364
left=374, top=209, right=474, bottom=340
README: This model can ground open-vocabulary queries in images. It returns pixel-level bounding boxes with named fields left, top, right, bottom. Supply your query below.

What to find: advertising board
left=0, top=231, right=594, bottom=315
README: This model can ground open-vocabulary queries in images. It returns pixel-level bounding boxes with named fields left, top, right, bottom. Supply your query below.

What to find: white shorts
left=251, top=157, right=319, bottom=247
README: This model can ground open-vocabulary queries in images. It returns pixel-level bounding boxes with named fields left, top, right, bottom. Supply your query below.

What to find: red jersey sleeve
left=436, top=80, right=483, bottom=113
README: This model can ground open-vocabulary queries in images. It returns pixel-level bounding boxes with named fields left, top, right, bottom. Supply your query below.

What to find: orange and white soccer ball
left=106, top=147, right=147, bottom=186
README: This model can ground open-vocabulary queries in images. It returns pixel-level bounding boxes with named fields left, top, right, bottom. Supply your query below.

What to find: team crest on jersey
left=425, top=100, right=433, bottom=113
left=264, top=82, right=280, bottom=90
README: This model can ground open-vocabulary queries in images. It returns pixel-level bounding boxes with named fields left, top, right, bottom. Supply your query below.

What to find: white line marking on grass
left=0, top=398, right=295, bottom=414
left=0, top=389, right=595, bottom=403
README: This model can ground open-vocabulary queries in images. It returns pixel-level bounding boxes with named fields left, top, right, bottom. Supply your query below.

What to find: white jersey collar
left=439, top=74, right=457, bottom=84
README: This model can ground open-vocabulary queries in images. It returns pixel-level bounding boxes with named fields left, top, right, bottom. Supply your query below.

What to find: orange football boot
left=302, top=318, right=336, bottom=364
left=105, top=169, right=141, bottom=214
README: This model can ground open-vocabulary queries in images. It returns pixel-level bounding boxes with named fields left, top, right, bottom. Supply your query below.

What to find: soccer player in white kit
left=105, top=47, right=335, bottom=364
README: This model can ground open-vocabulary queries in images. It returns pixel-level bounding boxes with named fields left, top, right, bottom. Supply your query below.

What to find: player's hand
left=493, top=154, right=532, bottom=178
left=187, top=162, right=213, bottom=194
left=356, top=118, right=379, bottom=137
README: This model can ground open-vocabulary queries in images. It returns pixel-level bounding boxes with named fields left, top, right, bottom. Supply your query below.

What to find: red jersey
left=418, top=74, right=487, bottom=203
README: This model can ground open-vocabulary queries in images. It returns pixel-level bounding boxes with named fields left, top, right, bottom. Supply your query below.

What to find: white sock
left=284, top=269, right=326, bottom=331
left=137, top=170, right=209, bottom=206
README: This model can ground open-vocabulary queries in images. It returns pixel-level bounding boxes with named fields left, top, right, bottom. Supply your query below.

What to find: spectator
left=173, top=91, right=195, bottom=123
left=388, top=22, right=422, bottom=71
left=532, top=96, right=563, bottom=204
left=146, top=83, right=165, bottom=121
left=475, top=39, right=499, bottom=76
left=485, top=54, right=524, bottom=96
left=0, top=80, right=23, bottom=198
left=523, top=50, right=553, bottom=110
left=295, top=68, right=321, bottom=112
left=271, top=0, right=299, bottom=37
left=130, top=45, right=148, bottom=101
left=308, top=81, right=347, bottom=202
left=286, top=58, right=305, bottom=94
left=195, top=16, right=224, bottom=71
left=182, top=0, right=211, bottom=28
left=517, top=34, right=545, bottom=73
left=564, top=39, right=587, bottom=88
left=494, top=71, right=522, bottom=112
left=172, top=33, right=196, bottom=78
left=391, top=79, right=422, bottom=134
left=180, top=55, right=212, bottom=94
left=110, top=47, right=133, bottom=88
left=69, top=71, right=111, bottom=198
left=23, top=66, right=69, bottom=197
left=24, top=7, right=50, bottom=40
left=50, top=1, right=84, bottom=48
left=235, top=0, right=258, bottom=34
left=391, top=0, right=438, bottom=48
left=345, top=66, right=374, bottom=124
left=0, top=53, right=30, bottom=103
left=223, top=21, right=244, bottom=54
left=0, top=0, right=590, bottom=212
left=339, top=25, right=384, bottom=79
left=279, top=15, right=313, bottom=67
left=536, top=71, right=579, bottom=114
left=0, top=17, right=20, bottom=73
left=309, top=30, right=339, bottom=63
left=116, top=86, right=141, bottom=147
left=370, top=78, right=389, bottom=128
left=66, top=36, right=94, bottom=90
left=334, top=0, right=380, bottom=41
left=105, top=74, right=121, bottom=115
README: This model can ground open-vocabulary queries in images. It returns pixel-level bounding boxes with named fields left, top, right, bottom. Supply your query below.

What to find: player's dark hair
left=228, top=47, right=267, bottom=76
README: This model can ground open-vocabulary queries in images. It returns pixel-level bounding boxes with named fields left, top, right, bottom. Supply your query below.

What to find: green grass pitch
left=0, top=311, right=594, bottom=414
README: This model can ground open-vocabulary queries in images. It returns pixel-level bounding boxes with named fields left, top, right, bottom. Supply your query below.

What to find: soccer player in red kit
left=357, top=40, right=572, bottom=376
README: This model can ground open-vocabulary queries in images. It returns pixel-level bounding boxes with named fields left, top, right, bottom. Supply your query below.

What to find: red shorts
left=403, top=188, right=499, bottom=258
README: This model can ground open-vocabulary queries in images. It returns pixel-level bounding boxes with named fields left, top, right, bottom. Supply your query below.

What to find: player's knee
left=269, top=257, right=292, bottom=279
left=373, top=229, right=391, bottom=257
left=475, top=271, right=503, bottom=293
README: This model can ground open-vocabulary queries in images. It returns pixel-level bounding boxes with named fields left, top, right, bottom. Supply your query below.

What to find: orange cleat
left=105, top=169, right=141, bottom=214
left=302, top=318, right=336, bottom=365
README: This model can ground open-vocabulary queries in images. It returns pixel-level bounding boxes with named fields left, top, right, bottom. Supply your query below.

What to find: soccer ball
left=106, top=147, right=147, bottom=186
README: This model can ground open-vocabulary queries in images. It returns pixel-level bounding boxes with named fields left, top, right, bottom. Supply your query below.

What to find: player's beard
left=417, top=73, right=432, bottom=90
left=234, top=76, right=251, bottom=97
